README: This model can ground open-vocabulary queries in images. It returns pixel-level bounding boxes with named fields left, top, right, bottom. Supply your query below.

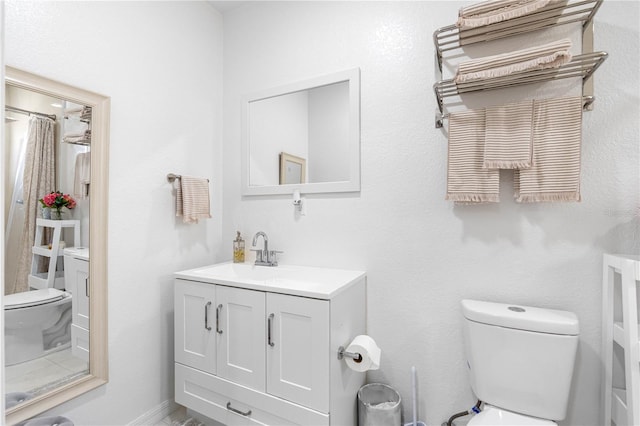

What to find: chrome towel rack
left=435, top=95, right=597, bottom=129
left=432, top=0, right=608, bottom=128
left=434, top=51, right=607, bottom=128
left=434, top=0, right=604, bottom=72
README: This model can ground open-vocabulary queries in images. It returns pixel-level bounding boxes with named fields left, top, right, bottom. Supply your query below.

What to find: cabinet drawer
left=176, top=363, right=329, bottom=426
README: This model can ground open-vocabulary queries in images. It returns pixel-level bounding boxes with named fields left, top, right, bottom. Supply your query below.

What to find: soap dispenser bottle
left=233, top=231, right=245, bottom=263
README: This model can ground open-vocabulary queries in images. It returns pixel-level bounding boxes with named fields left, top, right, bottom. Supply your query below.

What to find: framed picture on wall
left=279, top=152, right=306, bottom=185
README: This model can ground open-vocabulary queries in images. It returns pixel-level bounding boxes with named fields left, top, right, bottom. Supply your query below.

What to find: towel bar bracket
left=582, top=18, right=595, bottom=111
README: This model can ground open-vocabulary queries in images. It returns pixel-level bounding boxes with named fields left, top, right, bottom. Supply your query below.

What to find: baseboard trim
left=128, top=399, right=180, bottom=425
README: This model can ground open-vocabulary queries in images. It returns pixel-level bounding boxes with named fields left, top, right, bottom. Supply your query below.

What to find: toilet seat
left=4, top=289, right=67, bottom=310
left=468, top=405, right=557, bottom=425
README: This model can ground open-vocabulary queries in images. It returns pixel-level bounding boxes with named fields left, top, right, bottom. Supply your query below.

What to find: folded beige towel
left=446, top=109, right=500, bottom=203
left=176, top=176, right=212, bottom=224
left=484, top=100, right=534, bottom=169
left=457, top=0, right=552, bottom=29
left=515, top=96, right=583, bottom=202
left=455, top=38, right=572, bottom=84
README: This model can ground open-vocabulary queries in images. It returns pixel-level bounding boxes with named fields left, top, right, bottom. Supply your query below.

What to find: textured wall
left=3, top=1, right=638, bottom=425
left=4, top=1, right=223, bottom=424
left=222, top=2, right=639, bottom=425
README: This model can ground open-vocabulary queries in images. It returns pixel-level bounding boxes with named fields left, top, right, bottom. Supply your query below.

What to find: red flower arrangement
left=39, top=191, right=76, bottom=219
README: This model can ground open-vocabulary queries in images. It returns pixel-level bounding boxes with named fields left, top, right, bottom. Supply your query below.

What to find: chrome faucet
left=251, top=231, right=281, bottom=267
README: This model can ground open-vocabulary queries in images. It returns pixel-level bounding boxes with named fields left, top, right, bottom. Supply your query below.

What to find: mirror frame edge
left=241, top=67, right=361, bottom=196
left=4, top=66, right=109, bottom=425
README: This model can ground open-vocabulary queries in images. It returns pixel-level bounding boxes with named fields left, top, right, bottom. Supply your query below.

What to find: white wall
left=4, top=1, right=223, bottom=424
left=222, top=2, right=639, bottom=425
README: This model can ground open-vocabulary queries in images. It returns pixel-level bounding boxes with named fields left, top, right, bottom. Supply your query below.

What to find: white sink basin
left=175, top=262, right=365, bottom=299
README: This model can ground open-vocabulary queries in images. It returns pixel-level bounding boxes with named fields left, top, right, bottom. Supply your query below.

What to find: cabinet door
left=216, top=286, right=266, bottom=392
left=66, top=256, right=90, bottom=329
left=266, top=293, right=330, bottom=413
left=175, top=279, right=216, bottom=374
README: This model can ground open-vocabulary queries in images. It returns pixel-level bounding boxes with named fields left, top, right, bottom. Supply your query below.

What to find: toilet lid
left=4, top=288, right=67, bottom=310
left=468, top=405, right=556, bottom=425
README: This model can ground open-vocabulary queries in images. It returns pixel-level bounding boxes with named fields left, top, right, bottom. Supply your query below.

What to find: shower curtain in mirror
left=6, top=115, right=55, bottom=295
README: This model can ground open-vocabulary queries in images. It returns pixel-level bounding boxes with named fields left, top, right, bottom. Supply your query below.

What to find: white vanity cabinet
left=63, top=247, right=90, bottom=361
left=174, top=262, right=366, bottom=426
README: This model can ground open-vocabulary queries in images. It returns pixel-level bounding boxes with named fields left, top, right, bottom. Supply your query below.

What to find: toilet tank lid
left=461, top=299, right=579, bottom=335
left=4, top=288, right=67, bottom=310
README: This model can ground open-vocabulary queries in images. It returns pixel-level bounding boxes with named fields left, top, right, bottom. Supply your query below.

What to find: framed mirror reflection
left=242, top=68, right=360, bottom=196
left=4, top=67, right=109, bottom=424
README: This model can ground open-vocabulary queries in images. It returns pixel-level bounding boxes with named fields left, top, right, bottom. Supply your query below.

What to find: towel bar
left=436, top=95, right=596, bottom=128
left=167, top=173, right=209, bottom=183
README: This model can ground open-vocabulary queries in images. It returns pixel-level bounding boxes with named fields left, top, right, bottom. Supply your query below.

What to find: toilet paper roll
left=345, top=335, right=381, bottom=372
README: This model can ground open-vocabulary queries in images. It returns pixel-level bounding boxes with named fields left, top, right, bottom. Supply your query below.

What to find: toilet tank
left=461, top=299, right=579, bottom=421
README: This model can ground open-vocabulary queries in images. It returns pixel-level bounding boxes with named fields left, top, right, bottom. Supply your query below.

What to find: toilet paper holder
left=337, top=346, right=363, bottom=363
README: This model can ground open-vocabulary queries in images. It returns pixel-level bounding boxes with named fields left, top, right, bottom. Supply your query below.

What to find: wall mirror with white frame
left=242, top=68, right=361, bottom=195
left=3, top=66, right=109, bottom=425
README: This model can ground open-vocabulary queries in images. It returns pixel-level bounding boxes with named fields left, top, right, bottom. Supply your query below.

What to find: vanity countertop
left=175, top=262, right=366, bottom=300
left=63, top=247, right=89, bottom=261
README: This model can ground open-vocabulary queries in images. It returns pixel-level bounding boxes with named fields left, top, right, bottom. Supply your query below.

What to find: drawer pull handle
left=204, top=301, right=212, bottom=331
left=226, top=402, right=252, bottom=417
left=267, top=313, right=275, bottom=347
left=216, top=304, right=223, bottom=334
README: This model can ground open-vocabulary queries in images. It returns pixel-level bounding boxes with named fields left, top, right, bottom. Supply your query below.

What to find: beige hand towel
left=446, top=109, right=500, bottom=203
left=176, top=176, right=212, bottom=224
left=515, top=96, right=583, bottom=202
left=457, top=0, right=552, bottom=29
left=455, top=38, right=572, bottom=84
left=484, top=100, right=534, bottom=169
left=73, top=152, right=91, bottom=199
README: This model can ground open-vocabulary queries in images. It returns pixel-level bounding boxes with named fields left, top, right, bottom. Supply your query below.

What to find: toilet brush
left=412, top=365, right=417, bottom=426
left=404, top=366, right=426, bottom=426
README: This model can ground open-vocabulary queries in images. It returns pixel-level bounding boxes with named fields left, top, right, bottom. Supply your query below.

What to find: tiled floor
left=5, top=347, right=88, bottom=397
left=157, top=406, right=208, bottom=426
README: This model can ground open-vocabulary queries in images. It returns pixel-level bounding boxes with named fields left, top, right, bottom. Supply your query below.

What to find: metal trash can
left=357, top=383, right=402, bottom=426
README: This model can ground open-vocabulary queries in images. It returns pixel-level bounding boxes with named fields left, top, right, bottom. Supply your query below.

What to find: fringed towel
left=175, top=176, right=212, bottom=224
left=446, top=109, right=500, bottom=203
left=454, top=38, right=572, bottom=84
left=515, top=96, right=583, bottom=202
left=457, top=0, right=552, bottom=29
left=73, top=152, right=91, bottom=199
left=484, top=100, right=534, bottom=169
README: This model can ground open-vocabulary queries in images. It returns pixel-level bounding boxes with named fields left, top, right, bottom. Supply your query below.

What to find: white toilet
left=4, top=288, right=72, bottom=366
left=461, top=299, right=580, bottom=425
